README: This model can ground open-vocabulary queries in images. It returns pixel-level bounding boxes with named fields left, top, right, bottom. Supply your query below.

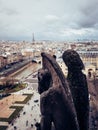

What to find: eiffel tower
left=32, top=33, right=35, bottom=44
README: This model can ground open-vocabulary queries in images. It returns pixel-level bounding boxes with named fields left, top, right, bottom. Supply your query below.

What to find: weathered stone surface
left=62, top=49, right=89, bottom=130
left=38, top=68, right=53, bottom=94
left=41, top=52, right=70, bottom=98
left=37, top=53, right=79, bottom=130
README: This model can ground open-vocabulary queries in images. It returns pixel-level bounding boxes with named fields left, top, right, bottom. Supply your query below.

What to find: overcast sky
left=0, top=0, right=98, bottom=41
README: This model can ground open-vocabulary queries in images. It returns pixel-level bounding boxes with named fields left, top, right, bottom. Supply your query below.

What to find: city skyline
left=0, top=0, right=98, bottom=41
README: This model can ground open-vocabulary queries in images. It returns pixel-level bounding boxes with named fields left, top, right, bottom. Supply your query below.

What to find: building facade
left=77, top=50, right=98, bottom=77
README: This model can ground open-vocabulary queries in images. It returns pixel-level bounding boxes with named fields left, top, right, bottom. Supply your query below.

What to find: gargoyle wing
left=41, top=52, right=79, bottom=130
left=41, top=52, right=69, bottom=95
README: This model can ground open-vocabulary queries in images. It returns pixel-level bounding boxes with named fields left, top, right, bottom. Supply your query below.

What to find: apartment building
left=0, top=56, right=7, bottom=68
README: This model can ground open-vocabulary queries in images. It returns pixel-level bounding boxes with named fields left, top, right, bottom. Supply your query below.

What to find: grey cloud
left=0, top=7, right=19, bottom=15
left=76, top=0, right=98, bottom=28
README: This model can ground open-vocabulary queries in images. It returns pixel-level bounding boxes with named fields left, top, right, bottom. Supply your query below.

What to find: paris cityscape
left=0, top=0, right=98, bottom=130
left=0, top=40, right=98, bottom=130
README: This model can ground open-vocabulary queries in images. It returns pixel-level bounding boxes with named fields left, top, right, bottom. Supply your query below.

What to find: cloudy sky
left=0, top=0, right=98, bottom=41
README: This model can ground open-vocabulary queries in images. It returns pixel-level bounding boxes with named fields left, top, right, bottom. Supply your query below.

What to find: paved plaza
left=0, top=94, right=27, bottom=118
left=7, top=91, right=40, bottom=130
left=0, top=71, right=41, bottom=130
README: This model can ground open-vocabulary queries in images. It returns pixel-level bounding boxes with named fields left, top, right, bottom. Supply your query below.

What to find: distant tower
left=32, top=33, right=35, bottom=43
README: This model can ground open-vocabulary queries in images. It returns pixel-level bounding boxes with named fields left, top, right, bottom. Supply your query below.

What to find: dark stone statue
left=37, top=68, right=79, bottom=130
left=37, top=53, right=79, bottom=130
left=62, top=49, right=89, bottom=130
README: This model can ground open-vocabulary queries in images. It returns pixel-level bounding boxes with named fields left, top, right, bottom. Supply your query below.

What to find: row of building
left=0, top=40, right=98, bottom=78
left=0, top=40, right=55, bottom=69
left=0, top=53, right=23, bottom=69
